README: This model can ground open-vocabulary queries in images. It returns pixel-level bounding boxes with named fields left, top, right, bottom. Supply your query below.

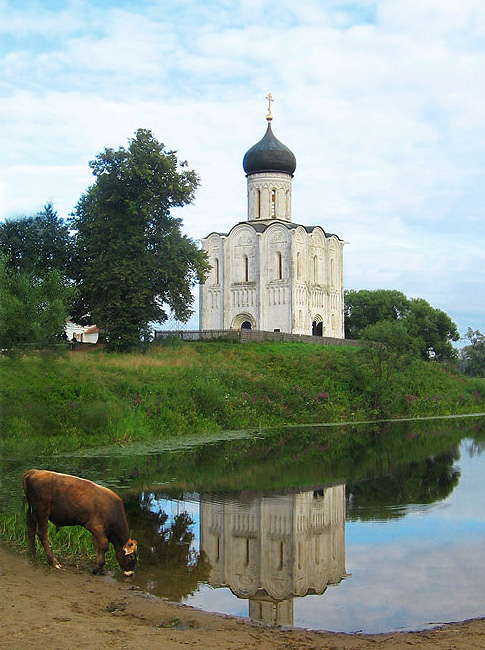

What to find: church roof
left=202, top=220, right=343, bottom=241
left=242, top=121, right=297, bottom=176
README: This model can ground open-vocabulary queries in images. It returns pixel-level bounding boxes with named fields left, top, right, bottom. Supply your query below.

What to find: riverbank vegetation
left=1, top=339, right=484, bottom=457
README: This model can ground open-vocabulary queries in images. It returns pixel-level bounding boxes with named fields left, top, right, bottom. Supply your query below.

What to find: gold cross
left=266, top=93, right=274, bottom=121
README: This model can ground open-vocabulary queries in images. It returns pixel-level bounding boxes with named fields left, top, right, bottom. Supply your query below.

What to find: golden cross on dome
left=266, top=93, right=274, bottom=121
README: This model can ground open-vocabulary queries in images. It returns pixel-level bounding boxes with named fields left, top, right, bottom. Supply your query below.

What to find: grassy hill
left=1, top=339, right=484, bottom=456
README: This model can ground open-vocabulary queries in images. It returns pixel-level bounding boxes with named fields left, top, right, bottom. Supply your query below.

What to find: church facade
left=199, top=99, right=345, bottom=338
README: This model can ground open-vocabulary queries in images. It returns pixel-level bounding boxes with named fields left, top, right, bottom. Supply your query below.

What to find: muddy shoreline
left=1, top=546, right=483, bottom=650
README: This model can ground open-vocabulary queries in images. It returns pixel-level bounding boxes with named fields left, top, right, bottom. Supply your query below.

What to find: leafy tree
left=344, top=289, right=410, bottom=339
left=460, top=328, right=485, bottom=377
left=345, top=289, right=459, bottom=361
left=0, top=255, right=75, bottom=349
left=70, top=129, right=209, bottom=349
left=0, top=203, right=72, bottom=279
left=404, top=298, right=459, bottom=361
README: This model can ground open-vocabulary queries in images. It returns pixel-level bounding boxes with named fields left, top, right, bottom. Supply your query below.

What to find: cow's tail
left=22, top=470, right=37, bottom=557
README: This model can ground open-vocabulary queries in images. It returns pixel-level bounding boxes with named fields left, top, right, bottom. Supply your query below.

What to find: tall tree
left=70, top=129, right=209, bottom=349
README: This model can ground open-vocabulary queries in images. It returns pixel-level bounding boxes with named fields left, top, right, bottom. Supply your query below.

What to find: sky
left=1, top=0, right=484, bottom=337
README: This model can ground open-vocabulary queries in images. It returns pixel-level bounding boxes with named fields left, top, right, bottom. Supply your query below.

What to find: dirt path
left=1, top=546, right=484, bottom=650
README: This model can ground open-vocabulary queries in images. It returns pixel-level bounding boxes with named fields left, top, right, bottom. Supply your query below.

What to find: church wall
left=259, top=224, right=292, bottom=332
left=199, top=233, right=225, bottom=330
left=200, top=225, right=345, bottom=337
left=226, top=224, right=259, bottom=330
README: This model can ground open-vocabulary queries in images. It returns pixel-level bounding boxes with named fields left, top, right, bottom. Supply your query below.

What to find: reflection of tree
left=346, top=449, right=461, bottom=521
left=123, top=493, right=210, bottom=600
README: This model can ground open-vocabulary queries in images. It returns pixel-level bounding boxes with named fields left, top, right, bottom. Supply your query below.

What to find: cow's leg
left=91, top=529, right=109, bottom=574
left=26, top=508, right=37, bottom=558
left=36, top=518, right=61, bottom=569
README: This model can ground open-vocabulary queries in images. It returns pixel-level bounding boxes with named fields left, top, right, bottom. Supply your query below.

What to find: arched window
left=313, top=256, right=318, bottom=283
left=241, top=321, right=252, bottom=330
left=271, top=189, right=276, bottom=217
left=214, top=257, right=219, bottom=284
left=255, top=189, right=261, bottom=219
left=243, top=254, right=249, bottom=282
left=296, top=251, right=301, bottom=279
left=330, top=258, right=335, bottom=285
left=276, top=251, right=283, bottom=280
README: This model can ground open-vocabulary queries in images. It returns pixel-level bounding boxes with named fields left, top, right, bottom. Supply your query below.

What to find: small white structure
left=65, top=321, right=99, bottom=344
left=199, top=97, right=345, bottom=337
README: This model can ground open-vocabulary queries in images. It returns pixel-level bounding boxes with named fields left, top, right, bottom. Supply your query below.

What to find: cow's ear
left=123, top=539, right=138, bottom=555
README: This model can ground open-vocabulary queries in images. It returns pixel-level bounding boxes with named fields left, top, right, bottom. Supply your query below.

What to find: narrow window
left=278, top=542, right=284, bottom=571
left=245, top=538, right=250, bottom=567
left=313, top=256, right=318, bottom=283
left=330, top=258, right=335, bottom=285
left=214, top=258, right=219, bottom=284
left=271, top=189, right=276, bottom=217
left=244, top=254, right=249, bottom=282
left=297, top=251, right=301, bottom=279
left=276, top=251, right=282, bottom=280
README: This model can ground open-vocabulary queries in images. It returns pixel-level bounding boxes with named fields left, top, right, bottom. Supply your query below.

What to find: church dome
left=243, top=120, right=296, bottom=176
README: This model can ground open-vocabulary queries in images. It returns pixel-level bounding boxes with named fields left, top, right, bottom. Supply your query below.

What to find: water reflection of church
left=200, top=484, right=346, bottom=626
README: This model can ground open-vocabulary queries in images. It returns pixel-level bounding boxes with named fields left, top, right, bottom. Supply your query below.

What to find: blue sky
left=1, top=0, right=484, bottom=335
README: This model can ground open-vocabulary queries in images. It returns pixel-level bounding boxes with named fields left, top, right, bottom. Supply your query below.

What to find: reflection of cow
left=22, top=469, right=138, bottom=576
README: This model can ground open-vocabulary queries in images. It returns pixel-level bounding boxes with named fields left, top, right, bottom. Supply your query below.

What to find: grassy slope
left=1, top=339, right=484, bottom=456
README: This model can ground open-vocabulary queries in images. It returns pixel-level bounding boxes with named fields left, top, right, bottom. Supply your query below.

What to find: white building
left=199, top=100, right=345, bottom=338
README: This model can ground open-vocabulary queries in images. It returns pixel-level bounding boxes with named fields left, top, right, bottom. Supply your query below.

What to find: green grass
left=0, top=513, right=117, bottom=570
left=0, top=340, right=484, bottom=456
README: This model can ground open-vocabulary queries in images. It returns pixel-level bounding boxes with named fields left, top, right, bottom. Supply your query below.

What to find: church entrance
left=312, top=321, right=323, bottom=336
left=232, top=313, right=256, bottom=331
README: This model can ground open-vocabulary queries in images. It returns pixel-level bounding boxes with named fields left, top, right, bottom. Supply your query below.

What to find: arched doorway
left=232, top=313, right=256, bottom=331
left=312, top=320, right=323, bottom=336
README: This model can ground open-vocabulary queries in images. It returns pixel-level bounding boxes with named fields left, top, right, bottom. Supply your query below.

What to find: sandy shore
left=1, top=546, right=484, bottom=650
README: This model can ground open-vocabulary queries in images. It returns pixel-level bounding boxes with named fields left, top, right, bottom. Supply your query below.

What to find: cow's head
left=121, top=539, right=138, bottom=576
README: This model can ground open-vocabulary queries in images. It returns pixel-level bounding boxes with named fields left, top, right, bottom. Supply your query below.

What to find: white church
left=199, top=96, right=345, bottom=338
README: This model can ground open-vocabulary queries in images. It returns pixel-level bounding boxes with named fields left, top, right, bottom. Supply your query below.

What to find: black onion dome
left=243, top=122, right=296, bottom=176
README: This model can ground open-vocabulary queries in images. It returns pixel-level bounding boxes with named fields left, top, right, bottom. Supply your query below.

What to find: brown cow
left=22, top=469, right=138, bottom=576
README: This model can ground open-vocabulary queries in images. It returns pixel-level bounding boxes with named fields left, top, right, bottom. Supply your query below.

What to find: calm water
left=2, top=417, right=484, bottom=633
